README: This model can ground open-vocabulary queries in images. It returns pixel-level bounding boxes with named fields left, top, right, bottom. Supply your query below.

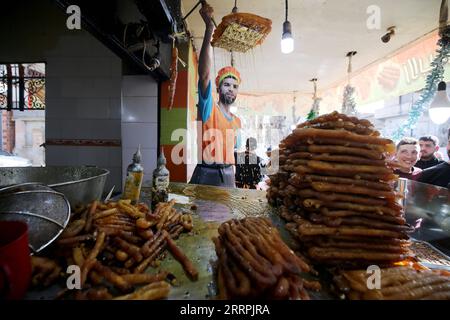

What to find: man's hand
left=200, top=2, right=214, bottom=29
left=386, top=158, right=409, bottom=172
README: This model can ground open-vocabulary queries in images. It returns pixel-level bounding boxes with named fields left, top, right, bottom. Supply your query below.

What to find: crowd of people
left=232, top=132, right=450, bottom=191
left=391, top=133, right=450, bottom=189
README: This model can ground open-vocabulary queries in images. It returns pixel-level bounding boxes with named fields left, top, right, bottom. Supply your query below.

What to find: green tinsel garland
left=391, top=35, right=450, bottom=141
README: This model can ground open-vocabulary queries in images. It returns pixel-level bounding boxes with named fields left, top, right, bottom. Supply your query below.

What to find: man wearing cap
left=189, top=1, right=242, bottom=188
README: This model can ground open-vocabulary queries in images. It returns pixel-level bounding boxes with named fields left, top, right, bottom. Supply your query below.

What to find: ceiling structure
left=182, top=0, right=442, bottom=95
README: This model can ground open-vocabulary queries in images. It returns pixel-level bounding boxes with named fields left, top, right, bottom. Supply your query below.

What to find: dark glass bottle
left=151, top=148, right=170, bottom=209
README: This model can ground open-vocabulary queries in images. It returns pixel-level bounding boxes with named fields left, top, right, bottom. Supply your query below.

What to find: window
left=0, top=63, right=45, bottom=111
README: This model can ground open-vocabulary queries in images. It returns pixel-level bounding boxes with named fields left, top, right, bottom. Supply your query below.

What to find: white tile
left=45, top=121, right=63, bottom=139
left=58, top=120, right=84, bottom=139
left=121, top=123, right=158, bottom=149
left=46, top=98, right=77, bottom=119
left=47, top=98, right=117, bottom=120
left=47, top=57, right=112, bottom=77
left=93, top=77, right=122, bottom=99
left=108, top=148, right=122, bottom=167
left=122, top=97, right=158, bottom=123
left=60, top=77, right=95, bottom=98
left=82, top=58, right=114, bottom=77
left=122, top=76, right=158, bottom=97
left=77, top=147, right=109, bottom=166
left=54, top=34, right=91, bottom=56
left=45, top=77, right=63, bottom=98
left=57, top=77, right=120, bottom=99
left=83, top=35, right=116, bottom=57
left=104, top=166, right=123, bottom=194
left=45, top=146, right=79, bottom=166
left=77, top=99, right=110, bottom=119
left=58, top=119, right=117, bottom=139
left=45, top=58, right=70, bottom=78
left=100, top=120, right=123, bottom=139
left=57, top=33, right=113, bottom=58
left=109, top=58, right=122, bottom=77
left=109, top=98, right=122, bottom=120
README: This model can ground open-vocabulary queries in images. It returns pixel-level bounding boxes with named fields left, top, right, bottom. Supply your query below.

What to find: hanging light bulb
left=429, top=81, right=450, bottom=124
left=281, top=0, right=294, bottom=54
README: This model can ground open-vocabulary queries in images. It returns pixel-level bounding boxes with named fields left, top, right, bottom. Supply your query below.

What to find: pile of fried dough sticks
left=31, top=199, right=198, bottom=300
left=333, top=266, right=450, bottom=300
left=267, top=111, right=414, bottom=267
left=213, top=217, right=321, bottom=299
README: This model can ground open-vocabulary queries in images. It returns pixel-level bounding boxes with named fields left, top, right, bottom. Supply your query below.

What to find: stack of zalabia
left=333, top=267, right=450, bottom=300
left=29, top=199, right=197, bottom=300
left=267, top=111, right=414, bottom=267
left=213, top=217, right=320, bottom=300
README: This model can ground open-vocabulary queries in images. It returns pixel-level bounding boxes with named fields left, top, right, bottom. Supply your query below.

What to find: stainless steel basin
left=0, top=166, right=109, bottom=207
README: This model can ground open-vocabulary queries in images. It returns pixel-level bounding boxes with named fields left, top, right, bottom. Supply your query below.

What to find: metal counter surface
left=26, top=180, right=450, bottom=300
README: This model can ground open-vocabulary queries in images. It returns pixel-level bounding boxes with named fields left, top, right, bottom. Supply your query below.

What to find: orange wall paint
left=160, top=70, right=188, bottom=109
left=162, top=144, right=187, bottom=182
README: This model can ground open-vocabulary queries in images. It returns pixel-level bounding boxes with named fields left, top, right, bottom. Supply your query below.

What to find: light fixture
left=281, top=0, right=294, bottom=54
left=429, top=81, right=450, bottom=124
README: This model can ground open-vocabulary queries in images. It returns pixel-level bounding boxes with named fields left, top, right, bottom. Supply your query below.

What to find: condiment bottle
left=122, top=145, right=144, bottom=204
left=151, top=147, right=170, bottom=209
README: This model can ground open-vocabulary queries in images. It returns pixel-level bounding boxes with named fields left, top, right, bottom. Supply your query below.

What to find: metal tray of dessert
left=410, top=239, right=450, bottom=271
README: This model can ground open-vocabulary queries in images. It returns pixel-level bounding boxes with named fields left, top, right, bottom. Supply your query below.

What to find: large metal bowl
left=0, top=166, right=109, bottom=207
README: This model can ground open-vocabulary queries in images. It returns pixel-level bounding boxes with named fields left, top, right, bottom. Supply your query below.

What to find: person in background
left=266, top=146, right=272, bottom=160
left=418, top=129, right=450, bottom=188
left=235, top=138, right=264, bottom=189
left=415, top=135, right=444, bottom=170
left=392, top=137, right=422, bottom=180
left=189, top=1, right=242, bottom=188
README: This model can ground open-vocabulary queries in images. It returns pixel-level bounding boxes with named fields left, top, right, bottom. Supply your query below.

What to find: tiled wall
left=0, top=0, right=123, bottom=193
left=44, top=36, right=123, bottom=192
left=121, top=76, right=159, bottom=188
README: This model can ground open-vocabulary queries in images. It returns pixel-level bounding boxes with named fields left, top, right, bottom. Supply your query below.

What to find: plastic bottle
left=151, top=147, right=170, bottom=209
left=122, top=145, right=144, bottom=204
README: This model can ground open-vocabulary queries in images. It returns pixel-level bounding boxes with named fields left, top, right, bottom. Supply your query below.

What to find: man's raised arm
left=198, top=2, right=214, bottom=95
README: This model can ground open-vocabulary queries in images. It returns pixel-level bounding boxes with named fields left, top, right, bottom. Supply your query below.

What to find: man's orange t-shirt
left=198, top=81, right=241, bottom=165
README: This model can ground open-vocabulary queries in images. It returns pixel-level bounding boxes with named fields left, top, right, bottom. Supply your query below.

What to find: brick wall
left=1, top=111, right=15, bottom=152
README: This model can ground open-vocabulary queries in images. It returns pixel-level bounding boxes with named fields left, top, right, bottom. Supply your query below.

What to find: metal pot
left=0, top=166, right=109, bottom=207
